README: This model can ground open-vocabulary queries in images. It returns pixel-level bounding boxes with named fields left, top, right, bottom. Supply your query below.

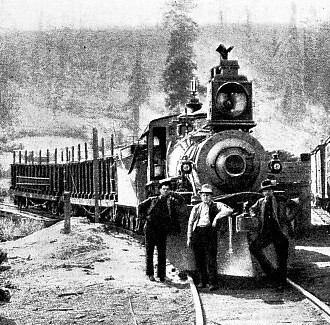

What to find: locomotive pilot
left=187, top=184, right=233, bottom=291
left=138, top=181, right=183, bottom=282
left=248, top=179, right=289, bottom=288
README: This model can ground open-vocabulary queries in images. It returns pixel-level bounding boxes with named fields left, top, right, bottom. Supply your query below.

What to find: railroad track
left=3, top=207, right=329, bottom=324
left=56, top=221, right=330, bottom=324
left=188, top=275, right=330, bottom=325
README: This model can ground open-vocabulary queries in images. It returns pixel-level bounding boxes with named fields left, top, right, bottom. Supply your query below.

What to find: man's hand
left=212, top=219, right=219, bottom=228
left=212, top=215, right=225, bottom=228
left=212, top=219, right=218, bottom=228
left=187, top=238, right=191, bottom=248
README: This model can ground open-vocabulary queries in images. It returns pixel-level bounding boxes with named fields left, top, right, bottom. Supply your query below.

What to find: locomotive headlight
left=268, top=153, right=282, bottom=174
left=181, top=161, right=192, bottom=174
left=180, top=156, right=193, bottom=174
left=215, top=82, right=248, bottom=118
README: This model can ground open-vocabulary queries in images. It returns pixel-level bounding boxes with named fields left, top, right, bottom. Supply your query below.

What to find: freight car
left=10, top=45, right=310, bottom=276
left=311, top=136, right=330, bottom=212
left=10, top=136, right=117, bottom=219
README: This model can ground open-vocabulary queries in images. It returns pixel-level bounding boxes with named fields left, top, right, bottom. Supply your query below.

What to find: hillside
left=0, top=23, right=329, bottom=171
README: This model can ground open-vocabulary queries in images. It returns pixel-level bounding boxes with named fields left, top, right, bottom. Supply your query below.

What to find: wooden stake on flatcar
left=110, top=134, right=115, bottom=194
left=101, top=138, right=105, bottom=158
left=93, top=128, right=100, bottom=223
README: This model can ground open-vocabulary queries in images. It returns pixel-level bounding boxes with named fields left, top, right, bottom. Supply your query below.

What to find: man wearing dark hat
left=139, top=182, right=183, bottom=282
left=187, top=184, right=233, bottom=291
left=249, top=179, right=289, bottom=288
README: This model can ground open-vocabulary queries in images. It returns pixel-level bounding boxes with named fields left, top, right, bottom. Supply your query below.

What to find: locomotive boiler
left=167, top=67, right=265, bottom=197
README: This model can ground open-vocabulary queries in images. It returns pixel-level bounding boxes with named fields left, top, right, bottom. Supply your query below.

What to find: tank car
left=311, top=136, right=330, bottom=212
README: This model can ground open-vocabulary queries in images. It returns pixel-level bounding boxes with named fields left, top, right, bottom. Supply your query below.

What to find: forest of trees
left=0, top=1, right=329, bottom=150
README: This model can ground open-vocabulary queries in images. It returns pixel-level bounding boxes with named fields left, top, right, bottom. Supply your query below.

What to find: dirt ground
left=0, top=217, right=329, bottom=325
left=0, top=217, right=194, bottom=325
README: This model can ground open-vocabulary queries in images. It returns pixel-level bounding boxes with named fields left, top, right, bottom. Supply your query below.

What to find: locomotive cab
left=141, top=115, right=179, bottom=186
left=150, top=128, right=167, bottom=179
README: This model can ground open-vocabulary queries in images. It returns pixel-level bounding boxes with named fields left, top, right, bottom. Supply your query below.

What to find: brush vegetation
left=0, top=21, right=329, bottom=157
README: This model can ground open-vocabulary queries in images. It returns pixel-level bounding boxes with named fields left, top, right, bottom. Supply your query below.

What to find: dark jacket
left=138, top=192, right=183, bottom=234
left=249, top=196, right=281, bottom=233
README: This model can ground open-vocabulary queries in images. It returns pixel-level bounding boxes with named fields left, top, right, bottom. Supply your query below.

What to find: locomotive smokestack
left=216, top=44, right=234, bottom=60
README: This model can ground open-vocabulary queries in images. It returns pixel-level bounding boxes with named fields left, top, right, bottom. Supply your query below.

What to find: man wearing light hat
left=187, top=184, right=233, bottom=291
left=249, top=179, right=289, bottom=288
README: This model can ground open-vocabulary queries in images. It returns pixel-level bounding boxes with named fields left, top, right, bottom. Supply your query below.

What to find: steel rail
left=128, top=296, right=139, bottom=325
left=188, top=275, right=330, bottom=325
left=187, top=275, right=205, bottom=325
left=287, top=278, right=330, bottom=322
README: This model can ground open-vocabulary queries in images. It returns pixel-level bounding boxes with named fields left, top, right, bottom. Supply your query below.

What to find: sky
left=0, top=0, right=329, bottom=31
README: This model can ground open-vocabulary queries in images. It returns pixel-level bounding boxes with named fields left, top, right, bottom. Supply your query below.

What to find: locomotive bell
left=186, top=97, right=202, bottom=113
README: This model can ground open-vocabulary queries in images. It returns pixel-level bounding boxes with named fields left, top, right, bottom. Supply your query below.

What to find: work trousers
left=249, top=224, right=289, bottom=280
left=144, top=224, right=167, bottom=279
left=191, top=226, right=218, bottom=285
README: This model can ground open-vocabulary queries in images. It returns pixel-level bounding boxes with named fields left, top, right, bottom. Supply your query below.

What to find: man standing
left=249, top=179, right=289, bottom=288
left=187, top=184, right=233, bottom=291
left=139, top=182, right=183, bottom=282
left=0, top=251, right=7, bottom=266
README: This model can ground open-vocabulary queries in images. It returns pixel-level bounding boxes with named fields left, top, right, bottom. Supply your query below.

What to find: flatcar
left=10, top=138, right=117, bottom=218
left=10, top=45, right=310, bottom=277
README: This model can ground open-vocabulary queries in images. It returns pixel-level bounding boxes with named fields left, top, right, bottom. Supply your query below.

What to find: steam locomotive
left=10, top=45, right=305, bottom=276
left=122, top=49, right=267, bottom=199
